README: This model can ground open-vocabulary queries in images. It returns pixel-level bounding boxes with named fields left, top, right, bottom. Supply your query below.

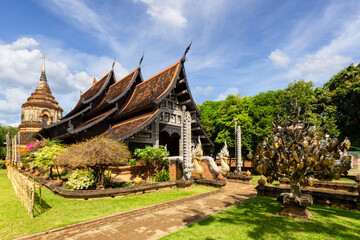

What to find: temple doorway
left=159, top=131, right=180, bottom=156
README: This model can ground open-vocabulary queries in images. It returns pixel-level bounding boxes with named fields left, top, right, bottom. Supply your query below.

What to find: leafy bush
left=130, top=145, right=169, bottom=172
left=31, top=144, right=66, bottom=177
left=153, top=169, right=171, bottom=182
left=55, top=136, right=130, bottom=185
left=24, top=139, right=62, bottom=161
left=0, top=161, right=5, bottom=169
left=26, top=140, right=47, bottom=153
left=66, top=169, right=95, bottom=190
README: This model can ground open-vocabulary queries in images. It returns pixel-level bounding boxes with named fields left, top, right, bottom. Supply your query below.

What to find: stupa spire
left=42, top=52, right=45, bottom=73
left=40, top=52, right=47, bottom=82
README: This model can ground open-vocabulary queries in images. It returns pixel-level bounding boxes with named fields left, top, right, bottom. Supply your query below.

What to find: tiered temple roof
left=37, top=50, right=214, bottom=150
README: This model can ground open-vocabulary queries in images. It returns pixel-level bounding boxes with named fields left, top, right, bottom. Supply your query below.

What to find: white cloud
left=215, top=87, right=239, bottom=101
left=47, top=0, right=124, bottom=54
left=11, top=38, right=38, bottom=50
left=135, top=0, right=187, bottom=28
left=0, top=37, right=128, bottom=125
left=287, top=15, right=360, bottom=83
left=269, top=49, right=291, bottom=68
left=8, top=122, right=20, bottom=127
left=192, top=86, right=215, bottom=96
left=297, top=55, right=351, bottom=75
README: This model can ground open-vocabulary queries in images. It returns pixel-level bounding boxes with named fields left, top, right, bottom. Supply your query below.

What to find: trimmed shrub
left=55, top=137, right=130, bottom=185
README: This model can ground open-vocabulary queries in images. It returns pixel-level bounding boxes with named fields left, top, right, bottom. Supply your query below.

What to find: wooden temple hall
left=37, top=47, right=214, bottom=156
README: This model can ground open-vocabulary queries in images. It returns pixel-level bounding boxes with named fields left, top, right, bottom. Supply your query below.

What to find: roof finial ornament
left=138, top=52, right=144, bottom=69
left=112, top=58, right=116, bottom=71
left=39, top=51, right=47, bottom=82
left=42, top=52, right=45, bottom=73
left=181, top=40, right=192, bottom=63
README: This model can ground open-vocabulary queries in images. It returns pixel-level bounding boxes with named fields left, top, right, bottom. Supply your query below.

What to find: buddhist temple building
left=37, top=47, right=214, bottom=156
left=19, top=53, right=63, bottom=147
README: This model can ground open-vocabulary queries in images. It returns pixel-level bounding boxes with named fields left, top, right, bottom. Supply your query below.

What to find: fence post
left=18, top=132, right=21, bottom=168
left=6, top=132, right=10, bottom=161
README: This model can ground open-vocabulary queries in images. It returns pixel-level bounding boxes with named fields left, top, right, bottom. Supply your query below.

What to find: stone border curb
left=14, top=189, right=221, bottom=240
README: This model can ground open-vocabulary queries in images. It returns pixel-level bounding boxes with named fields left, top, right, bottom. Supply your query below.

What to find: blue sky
left=1, top=0, right=360, bottom=126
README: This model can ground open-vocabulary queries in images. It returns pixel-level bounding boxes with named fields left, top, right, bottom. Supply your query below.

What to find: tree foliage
left=130, top=145, right=169, bottom=171
left=55, top=136, right=130, bottom=185
left=199, top=69, right=360, bottom=157
left=323, top=63, right=360, bottom=148
left=0, top=125, right=18, bottom=159
left=31, top=143, right=66, bottom=177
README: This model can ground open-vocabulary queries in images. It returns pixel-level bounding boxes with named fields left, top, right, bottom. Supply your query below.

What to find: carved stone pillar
left=182, top=106, right=193, bottom=180
left=153, top=119, right=159, bottom=148
left=237, top=125, right=242, bottom=171
left=235, top=118, right=238, bottom=170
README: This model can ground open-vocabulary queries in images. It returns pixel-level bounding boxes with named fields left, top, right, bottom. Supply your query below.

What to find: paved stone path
left=17, top=182, right=256, bottom=240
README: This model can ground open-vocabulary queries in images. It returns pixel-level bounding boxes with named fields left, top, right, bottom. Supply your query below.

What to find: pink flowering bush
left=26, top=140, right=47, bottom=153
left=23, top=139, right=62, bottom=165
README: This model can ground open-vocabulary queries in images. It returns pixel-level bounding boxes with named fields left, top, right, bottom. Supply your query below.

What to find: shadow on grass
left=182, top=196, right=360, bottom=240
left=34, top=191, right=51, bottom=217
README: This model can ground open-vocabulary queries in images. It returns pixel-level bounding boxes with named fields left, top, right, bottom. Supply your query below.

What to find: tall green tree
left=0, top=125, right=18, bottom=159
left=248, top=90, right=283, bottom=151
left=323, top=63, right=360, bottom=148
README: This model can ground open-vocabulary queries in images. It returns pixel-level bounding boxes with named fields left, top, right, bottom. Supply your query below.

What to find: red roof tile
left=107, top=69, right=137, bottom=100
left=82, top=72, right=110, bottom=101
left=102, top=109, right=161, bottom=139
left=115, top=61, right=180, bottom=118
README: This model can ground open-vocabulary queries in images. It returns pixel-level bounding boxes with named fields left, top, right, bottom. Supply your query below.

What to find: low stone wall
left=194, top=179, right=227, bottom=188
left=279, top=178, right=358, bottom=193
left=109, top=165, right=149, bottom=182
left=200, top=160, right=218, bottom=180
left=227, top=172, right=252, bottom=184
left=22, top=171, right=195, bottom=200
left=256, top=185, right=360, bottom=210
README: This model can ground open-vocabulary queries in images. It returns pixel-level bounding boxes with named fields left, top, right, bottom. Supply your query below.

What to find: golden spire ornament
left=42, top=52, right=45, bottom=73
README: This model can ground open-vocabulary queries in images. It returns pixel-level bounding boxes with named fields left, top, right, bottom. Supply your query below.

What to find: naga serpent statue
left=218, top=140, right=230, bottom=176
left=200, top=140, right=230, bottom=177
left=192, top=137, right=204, bottom=178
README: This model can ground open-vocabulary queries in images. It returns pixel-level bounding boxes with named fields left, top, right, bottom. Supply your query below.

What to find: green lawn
left=0, top=169, right=215, bottom=240
left=161, top=196, right=360, bottom=240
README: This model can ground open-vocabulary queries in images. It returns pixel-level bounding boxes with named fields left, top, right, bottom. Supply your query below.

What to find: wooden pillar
left=17, top=132, right=21, bottom=167
left=5, top=132, right=10, bottom=161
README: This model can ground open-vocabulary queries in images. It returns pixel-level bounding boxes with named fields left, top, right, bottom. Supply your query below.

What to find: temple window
left=165, top=113, right=170, bottom=122
left=42, top=115, right=49, bottom=126
left=161, top=100, right=166, bottom=107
